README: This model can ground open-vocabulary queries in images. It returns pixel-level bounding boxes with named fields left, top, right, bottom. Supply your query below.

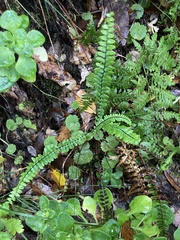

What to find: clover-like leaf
left=130, top=22, right=147, bottom=40
left=65, top=115, right=80, bottom=131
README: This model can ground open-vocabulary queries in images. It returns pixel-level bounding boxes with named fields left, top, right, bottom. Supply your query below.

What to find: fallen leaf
left=121, top=221, right=134, bottom=240
left=56, top=125, right=71, bottom=142
left=50, top=168, right=66, bottom=189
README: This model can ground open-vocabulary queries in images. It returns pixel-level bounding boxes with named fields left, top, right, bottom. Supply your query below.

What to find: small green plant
left=24, top=193, right=120, bottom=240
left=115, top=195, right=174, bottom=239
left=0, top=10, right=45, bottom=92
left=2, top=116, right=37, bottom=164
left=0, top=203, right=24, bottom=239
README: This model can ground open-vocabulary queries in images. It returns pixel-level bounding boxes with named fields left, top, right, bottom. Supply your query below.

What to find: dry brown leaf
left=121, top=221, right=134, bottom=240
left=71, top=41, right=93, bottom=65
left=56, top=125, right=71, bottom=142
left=35, top=55, right=79, bottom=91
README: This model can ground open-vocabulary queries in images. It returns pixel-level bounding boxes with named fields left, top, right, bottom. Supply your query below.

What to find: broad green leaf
left=0, top=47, right=15, bottom=67
left=0, top=232, right=12, bottom=239
left=66, top=198, right=87, bottom=223
left=129, top=196, right=152, bottom=215
left=39, top=195, right=50, bottom=211
left=25, top=215, right=47, bottom=233
left=27, top=30, right=45, bottom=47
left=6, top=119, right=17, bottom=131
left=74, top=149, right=93, bottom=165
left=66, top=198, right=82, bottom=216
left=98, top=219, right=120, bottom=238
left=44, top=136, right=58, bottom=147
left=0, top=10, right=22, bottom=32
left=15, top=56, right=36, bottom=82
left=55, top=212, right=74, bottom=232
left=131, top=4, right=144, bottom=19
left=91, top=230, right=111, bottom=240
left=68, top=166, right=81, bottom=180
left=82, top=196, right=97, bottom=222
left=13, top=28, right=27, bottom=40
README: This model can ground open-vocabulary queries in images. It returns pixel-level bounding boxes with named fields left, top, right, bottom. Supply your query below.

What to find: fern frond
left=153, top=200, right=174, bottom=237
left=7, top=132, right=88, bottom=204
left=95, top=113, right=132, bottom=129
left=94, top=113, right=140, bottom=145
left=93, top=12, right=116, bottom=120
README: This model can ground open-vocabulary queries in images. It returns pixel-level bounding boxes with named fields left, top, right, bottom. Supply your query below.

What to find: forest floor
left=0, top=1, right=180, bottom=239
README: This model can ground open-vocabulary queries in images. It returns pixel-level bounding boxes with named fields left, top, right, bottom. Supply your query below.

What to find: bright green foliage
left=81, top=12, right=97, bottom=46
left=0, top=203, right=24, bottom=239
left=91, top=12, right=116, bottom=120
left=130, top=22, right=147, bottom=40
left=5, top=144, right=16, bottom=155
left=0, top=10, right=45, bottom=92
left=25, top=192, right=120, bottom=239
left=6, top=12, right=140, bottom=205
left=116, top=196, right=173, bottom=239
left=113, top=25, right=180, bottom=165
left=174, top=228, right=180, bottom=240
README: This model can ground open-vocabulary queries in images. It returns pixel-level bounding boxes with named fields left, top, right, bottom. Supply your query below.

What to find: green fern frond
left=95, top=113, right=132, bottom=129
left=7, top=132, right=89, bottom=204
left=94, top=113, right=140, bottom=145
left=93, top=12, right=116, bottom=120
left=153, top=200, right=174, bottom=237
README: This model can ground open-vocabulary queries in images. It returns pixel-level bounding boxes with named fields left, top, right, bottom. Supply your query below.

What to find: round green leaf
left=0, top=10, right=22, bottom=32
left=15, top=56, right=36, bottom=82
left=0, top=47, right=15, bottom=67
left=131, top=4, right=144, bottom=19
left=19, top=15, right=29, bottom=29
left=174, top=228, right=180, bottom=240
left=15, top=117, right=23, bottom=125
left=27, top=30, right=45, bottom=48
left=68, top=166, right=81, bottom=180
left=130, top=22, right=147, bottom=40
left=65, top=115, right=80, bottom=131
left=6, top=119, right=17, bottom=131
left=0, top=76, right=13, bottom=92
left=6, top=144, right=16, bottom=154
